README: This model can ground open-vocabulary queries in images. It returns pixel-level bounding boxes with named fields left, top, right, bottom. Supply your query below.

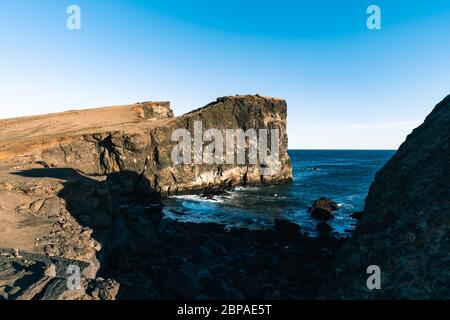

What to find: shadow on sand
left=13, top=167, right=163, bottom=299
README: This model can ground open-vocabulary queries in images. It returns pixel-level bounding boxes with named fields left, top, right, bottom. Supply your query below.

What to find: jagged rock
left=202, top=183, right=232, bottom=200
left=0, top=248, right=95, bottom=300
left=87, top=278, right=120, bottom=300
left=308, top=197, right=340, bottom=220
left=328, top=94, right=450, bottom=299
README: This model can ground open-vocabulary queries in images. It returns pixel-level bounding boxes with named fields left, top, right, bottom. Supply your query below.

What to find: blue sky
left=0, top=0, right=449, bottom=149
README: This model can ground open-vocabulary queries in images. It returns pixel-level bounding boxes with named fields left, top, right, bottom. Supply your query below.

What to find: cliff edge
left=0, top=95, right=292, bottom=196
left=328, top=95, right=450, bottom=299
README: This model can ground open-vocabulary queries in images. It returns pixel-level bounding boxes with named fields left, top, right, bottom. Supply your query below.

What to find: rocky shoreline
left=0, top=160, right=344, bottom=300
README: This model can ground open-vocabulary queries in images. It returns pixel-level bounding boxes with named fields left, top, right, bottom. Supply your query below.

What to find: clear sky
left=1, top=0, right=449, bottom=149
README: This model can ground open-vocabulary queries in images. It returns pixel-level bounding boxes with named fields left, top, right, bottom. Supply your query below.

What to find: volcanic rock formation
left=328, top=94, right=450, bottom=299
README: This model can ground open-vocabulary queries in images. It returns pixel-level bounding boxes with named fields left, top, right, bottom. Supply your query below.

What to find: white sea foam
left=170, top=194, right=226, bottom=203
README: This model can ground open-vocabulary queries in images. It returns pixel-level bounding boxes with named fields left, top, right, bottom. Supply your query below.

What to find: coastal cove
left=0, top=94, right=448, bottom=300
left=163, top=150, right=396, bottom=237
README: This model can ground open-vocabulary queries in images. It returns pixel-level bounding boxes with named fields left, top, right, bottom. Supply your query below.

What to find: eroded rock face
left=0, top=248, right=116, bottom=300
left=328, top=95, right=450, bottom=299
left=9, top=95, right=292, bottom=196
left=131, top=102, right=173, bottom=120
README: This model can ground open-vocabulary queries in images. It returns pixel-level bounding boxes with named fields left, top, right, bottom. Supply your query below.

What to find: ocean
left=163, top=150, right=396, bottom=237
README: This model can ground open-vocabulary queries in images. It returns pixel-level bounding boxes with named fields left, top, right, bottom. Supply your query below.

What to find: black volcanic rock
left=328, top=94, right=450, bottom=299
left=316, top=222, right=333, bottom=234
left=308, top=197, right=340, bottom=220
left=274, top=217, right=301, bottom=240
left=350, top=211, right=363, bottom=220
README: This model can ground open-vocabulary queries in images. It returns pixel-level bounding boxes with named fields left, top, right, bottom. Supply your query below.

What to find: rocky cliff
left=0, top=95, right=292, bottom=196
left=0, top=95, right=295, bottom=300
left=328, top=95, right=450, bottom=299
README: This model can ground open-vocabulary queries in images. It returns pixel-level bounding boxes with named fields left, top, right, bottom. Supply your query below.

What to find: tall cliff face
left=0, top=95, right=292, bottom=196
left=329, top=95, right=450, bottom=299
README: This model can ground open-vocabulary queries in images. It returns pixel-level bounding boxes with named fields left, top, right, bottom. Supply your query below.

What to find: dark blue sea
left=163, top=150, right=395, bottom=237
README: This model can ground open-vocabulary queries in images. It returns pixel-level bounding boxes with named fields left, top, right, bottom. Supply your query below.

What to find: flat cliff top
left=0, top=95, right=285, bottom=161
left=0, top=102, right=173, bottom=160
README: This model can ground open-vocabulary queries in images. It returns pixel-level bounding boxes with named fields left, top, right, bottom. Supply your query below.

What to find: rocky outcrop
left=0, top=248, right=119, bottom=300
left=132, top=101, right=173, bottom=120
left=328, top=95, right=450, bottom=299
left=0, top=95, right=292, bottom=196
left=308, top=197, right=340, bottom=220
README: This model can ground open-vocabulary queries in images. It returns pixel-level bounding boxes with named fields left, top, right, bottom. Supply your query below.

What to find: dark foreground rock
left=316, top=222, right=333, bottom=234
left=108, top=219, right=344, bottom=300
left=0, top=248, right=118, bottom=300
left=327, top=94, right=450, bottom=299
left=99, top=178, right=344, bottom=299
left=0, top=163, right=344, bottom=300
left=350, top=211, right=363, bottom=220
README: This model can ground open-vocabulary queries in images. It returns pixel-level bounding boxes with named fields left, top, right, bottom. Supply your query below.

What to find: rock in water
left=308, top=197, right=340, bottom=220
left=328, top=95, right=450, bottom=299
